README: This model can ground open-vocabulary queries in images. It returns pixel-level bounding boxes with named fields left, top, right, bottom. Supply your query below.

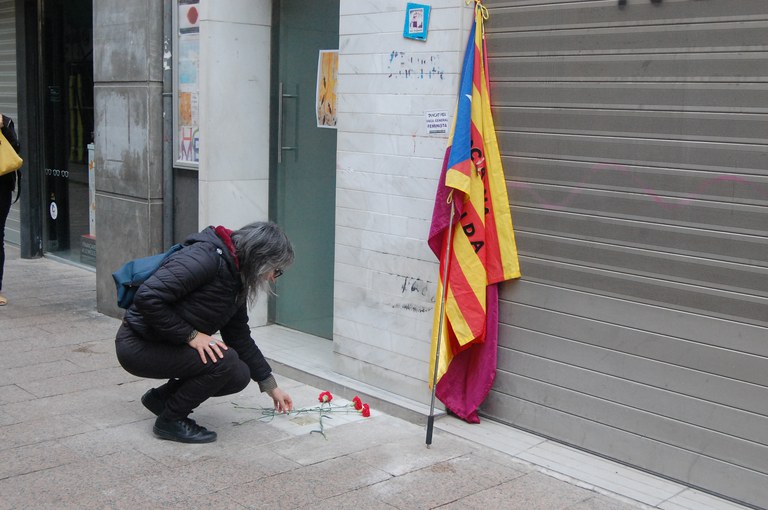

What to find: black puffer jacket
left=122, top=227, right=272, bottom=383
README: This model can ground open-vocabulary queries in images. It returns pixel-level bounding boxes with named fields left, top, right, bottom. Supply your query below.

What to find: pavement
left=0, top=244, right=753, bottom=510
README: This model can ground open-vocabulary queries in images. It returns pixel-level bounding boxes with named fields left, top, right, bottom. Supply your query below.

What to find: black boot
left=153, top=416, right=217, bottom=443
left=141, top=388, right=166, bottom=416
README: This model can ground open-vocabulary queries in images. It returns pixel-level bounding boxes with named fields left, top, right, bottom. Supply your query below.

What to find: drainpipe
left=162, top=0, right=174, bottom=247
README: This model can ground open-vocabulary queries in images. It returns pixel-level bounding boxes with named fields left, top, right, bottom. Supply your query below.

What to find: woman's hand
left=188, top=332, right=228, bottom=364
left=267, top=387, right=293, bottom=413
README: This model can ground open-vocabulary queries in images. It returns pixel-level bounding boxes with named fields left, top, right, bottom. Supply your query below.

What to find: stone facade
left=332, top=1, right=471, bottom=404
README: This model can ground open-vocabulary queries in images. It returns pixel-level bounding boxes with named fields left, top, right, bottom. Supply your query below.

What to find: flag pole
left=426, top=193, right=456, bottom=448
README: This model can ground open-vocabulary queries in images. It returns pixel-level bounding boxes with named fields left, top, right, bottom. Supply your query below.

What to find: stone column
left=93, top=0, right=165, bottom=316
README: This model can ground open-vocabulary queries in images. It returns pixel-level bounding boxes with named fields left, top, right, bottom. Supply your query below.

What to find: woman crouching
left=115, top=221, right=294, bottom=443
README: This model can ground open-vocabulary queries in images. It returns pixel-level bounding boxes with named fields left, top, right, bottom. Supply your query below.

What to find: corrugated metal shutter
left=484, top=1, right=768, bottom=507
left=0, top=0, right=18, bottom=246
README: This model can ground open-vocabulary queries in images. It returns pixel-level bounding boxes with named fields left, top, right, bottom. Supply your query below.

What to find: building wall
left=197, top=0, right=272, bottom=325
left=93, top=0, right=165, bottom=316
left=332, top=0, right=473, bottom=404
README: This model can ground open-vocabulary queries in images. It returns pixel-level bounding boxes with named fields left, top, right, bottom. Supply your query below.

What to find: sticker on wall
left=403, top=3, right=431, bottom=41
left=49, top=201, right=58, bottom=220
left=178, top=0, right=199, bottom=34
left=316, top=50, right=338, bottom=128
left=425, top=110, right=449, bottom=134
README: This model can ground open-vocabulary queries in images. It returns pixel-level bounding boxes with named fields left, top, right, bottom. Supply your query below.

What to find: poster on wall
left=403, top=3, right=431, bottom=41
left=179, top=0, right=200, bottom=34
left=316, top=50, right=338, bottom=128
left=175, top=0, right=200, bottom=167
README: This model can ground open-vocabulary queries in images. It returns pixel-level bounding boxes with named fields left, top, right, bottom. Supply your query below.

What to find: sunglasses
left=273, top=268, right=284, bottom=278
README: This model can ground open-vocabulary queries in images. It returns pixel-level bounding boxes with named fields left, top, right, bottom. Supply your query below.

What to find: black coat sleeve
left=220, top=304, right=273, bottom=383
left=1, top=115, right=20, bottom=153
left=132, top=244, right=218, bottom=344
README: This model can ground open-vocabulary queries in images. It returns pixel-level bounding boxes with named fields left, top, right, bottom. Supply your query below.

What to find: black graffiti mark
left=391, top=303, right=432, bottom=313
left=618, top=0, right=662, bottom=6
left=401, top=276, right=430, bottom=297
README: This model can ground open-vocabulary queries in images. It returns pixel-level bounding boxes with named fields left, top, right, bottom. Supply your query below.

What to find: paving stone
left=349, top=431, right=478, bottom=477
left=17, top=366, right=136, bottom=398
left=227, top=454, right=391, bottom=510
left=0, top=359, right=87, bottom=386
left=164, top=492, right=252, bottom=510
left=568, top=495, right=647, bottom=510
left=266, top=413, right=420, bottom=465
left=0, top=441, right=84, bottom=479
left=161, top=446, right=302, bottom=492
left=59, top=422, right=153, bottom=459
left=0, top=409, right=18, bottom=426
left=366, top=452, right=527, bottom=510
left=0, top=413, right=98, bottom=449
left=0, top=458, right=130, bottom=509
left=298, top=486, right=401, bottom=509
left=440, top=471, right=597, bottom=510
left=0, top=383, right=36, bottom=405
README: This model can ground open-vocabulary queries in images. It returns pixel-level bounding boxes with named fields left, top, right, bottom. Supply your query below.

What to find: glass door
left=41, top=0, right=94, bottom=266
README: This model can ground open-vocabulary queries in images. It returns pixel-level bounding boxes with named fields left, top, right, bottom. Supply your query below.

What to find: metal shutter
left=0, top=0, right=18, bottom=245
left=484, top=1, right=768, bottom=507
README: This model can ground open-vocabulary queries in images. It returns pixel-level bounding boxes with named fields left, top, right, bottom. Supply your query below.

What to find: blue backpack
left=112, top=243, right=184, bottom=308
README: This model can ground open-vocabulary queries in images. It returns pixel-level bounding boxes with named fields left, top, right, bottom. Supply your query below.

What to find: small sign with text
left=425, top=110, right=449, bottom=135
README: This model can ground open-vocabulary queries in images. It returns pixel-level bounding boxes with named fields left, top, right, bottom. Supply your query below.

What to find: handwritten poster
left=316, top=50, right=338, bottom=128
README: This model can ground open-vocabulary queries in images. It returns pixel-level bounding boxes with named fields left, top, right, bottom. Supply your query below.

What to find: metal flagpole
left=426, top=193, right=456, bottom=447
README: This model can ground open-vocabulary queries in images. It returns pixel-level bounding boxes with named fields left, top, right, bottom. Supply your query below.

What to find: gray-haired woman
left=115, top=222, right=295, bottom=443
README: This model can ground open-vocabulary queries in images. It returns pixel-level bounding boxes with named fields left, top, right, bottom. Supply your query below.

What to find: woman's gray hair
left=230, top=221, right=294, bottom=305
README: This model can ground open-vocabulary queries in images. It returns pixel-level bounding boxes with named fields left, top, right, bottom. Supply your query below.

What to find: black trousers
left=0, top=174, right=13, bottom=292
left=115, top=322, right=251, bottom=420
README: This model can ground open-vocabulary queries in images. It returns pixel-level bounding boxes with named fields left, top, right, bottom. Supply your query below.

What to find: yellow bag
left=0, top=128, right=22, bottom=177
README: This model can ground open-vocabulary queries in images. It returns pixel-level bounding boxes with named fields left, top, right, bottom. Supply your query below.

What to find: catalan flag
left=428, top=2, right=520, bottom=423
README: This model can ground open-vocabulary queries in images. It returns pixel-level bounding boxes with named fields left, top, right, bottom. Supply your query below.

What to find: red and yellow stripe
left=429, top=3, right=520, bottom=387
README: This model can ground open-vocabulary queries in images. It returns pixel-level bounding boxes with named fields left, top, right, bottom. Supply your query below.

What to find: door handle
left=277, top=82, right=297, bottom=164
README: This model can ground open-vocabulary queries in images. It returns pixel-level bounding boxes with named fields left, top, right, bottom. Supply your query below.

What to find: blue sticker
left=404, top=3, right=431, bottom=41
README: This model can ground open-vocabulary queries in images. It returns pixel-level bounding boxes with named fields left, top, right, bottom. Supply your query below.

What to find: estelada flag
left=428, top=2, right=520, bottom=423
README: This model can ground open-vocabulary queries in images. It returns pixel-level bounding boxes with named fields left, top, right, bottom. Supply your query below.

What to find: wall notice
left=425, top=110, right=449, bottom=134
left=175, top=0, right=200, bottom=168
left=316, top=50, right=338, bottom=128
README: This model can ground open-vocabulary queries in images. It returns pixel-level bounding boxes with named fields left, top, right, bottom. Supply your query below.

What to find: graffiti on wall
left=618, top=0, right=663, bottom=6
left=387, top=51, right=444, bottom=80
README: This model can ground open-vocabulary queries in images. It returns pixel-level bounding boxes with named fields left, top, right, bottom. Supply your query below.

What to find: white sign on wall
left=425, top=110, right=449, bottom=134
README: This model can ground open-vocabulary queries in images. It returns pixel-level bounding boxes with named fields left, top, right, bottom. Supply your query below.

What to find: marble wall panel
left=95, top=194, right=163, bottom=316
left=93, top=0, right=163, bottom=83
left=332, top=1, right=469, bottom=403
left=197, top=1, right=272, bottom=232
left=198, top=21, right=271, bottom=183
left=93, top=84, right=163, bottom=199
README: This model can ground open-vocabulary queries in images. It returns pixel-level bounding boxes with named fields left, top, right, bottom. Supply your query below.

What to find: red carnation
left=352, top=396, right=363, bottom=410
left=318, top=391, right=333, bottom=403
left=361, top=403, right=371, bottom=417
